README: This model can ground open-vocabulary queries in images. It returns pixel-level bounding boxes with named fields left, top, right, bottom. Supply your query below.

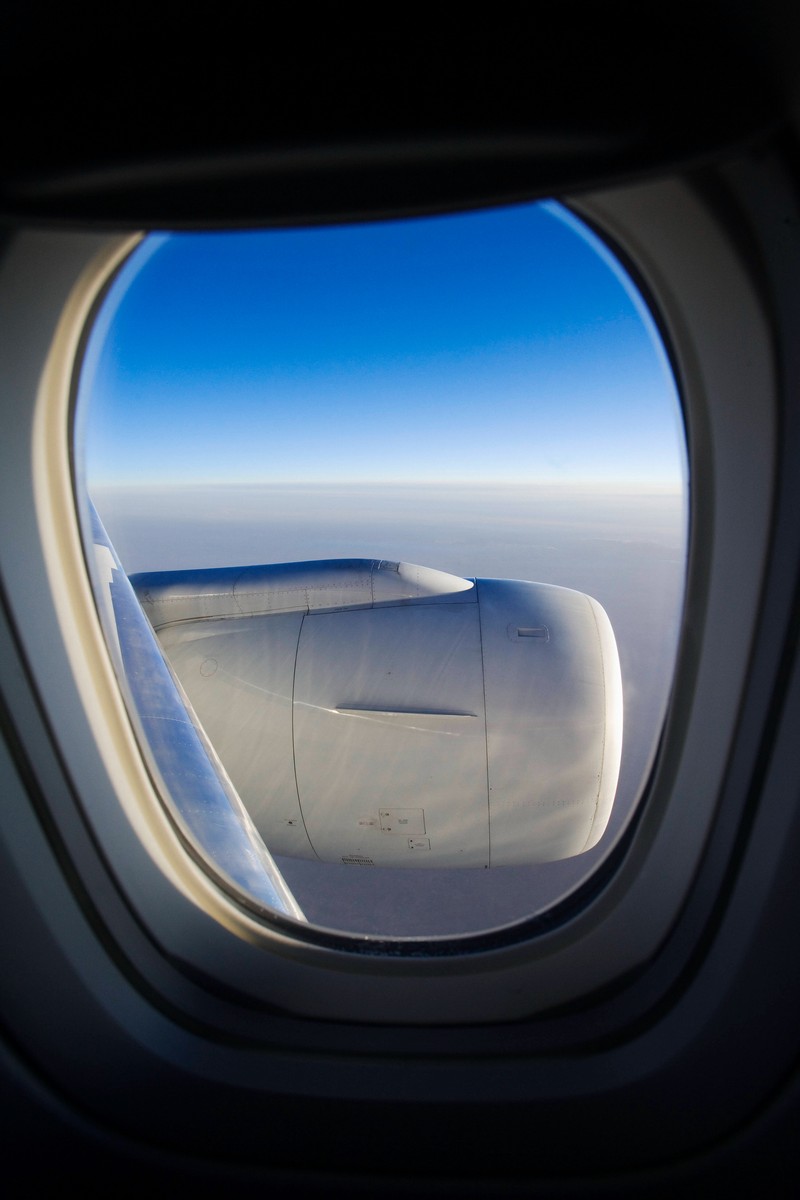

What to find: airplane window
left=75, top=201, right=687, bottom=937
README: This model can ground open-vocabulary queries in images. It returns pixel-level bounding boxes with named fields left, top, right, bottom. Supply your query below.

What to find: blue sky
left=80, top=201, right=685, bottom=489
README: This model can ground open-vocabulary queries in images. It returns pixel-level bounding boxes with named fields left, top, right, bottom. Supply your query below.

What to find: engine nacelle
left=133, top=559, right=622, bottom=868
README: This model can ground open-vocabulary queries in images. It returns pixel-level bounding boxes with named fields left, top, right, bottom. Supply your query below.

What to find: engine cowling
left=133, top=559, right=622, bottom=868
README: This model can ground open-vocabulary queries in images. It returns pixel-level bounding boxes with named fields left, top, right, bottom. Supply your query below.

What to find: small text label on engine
left=380, top=808, right=426, bottom=835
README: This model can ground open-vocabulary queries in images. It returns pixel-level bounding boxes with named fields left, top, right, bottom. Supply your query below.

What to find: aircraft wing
left=88, top=503, right=306, bottom=919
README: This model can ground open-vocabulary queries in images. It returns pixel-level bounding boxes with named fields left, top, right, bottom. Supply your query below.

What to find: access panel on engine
left=293, top=603, right=490, bottom=867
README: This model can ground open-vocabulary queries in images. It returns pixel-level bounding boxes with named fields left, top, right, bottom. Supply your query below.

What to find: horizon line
left=89, top=477, right=684, bottom=493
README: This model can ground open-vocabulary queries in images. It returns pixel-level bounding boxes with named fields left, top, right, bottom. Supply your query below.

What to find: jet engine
left=132, top=558, right=622, bottom=868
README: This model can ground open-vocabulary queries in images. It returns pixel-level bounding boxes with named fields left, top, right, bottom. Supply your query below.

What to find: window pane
left=77, top=201, right=686, bottom=936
